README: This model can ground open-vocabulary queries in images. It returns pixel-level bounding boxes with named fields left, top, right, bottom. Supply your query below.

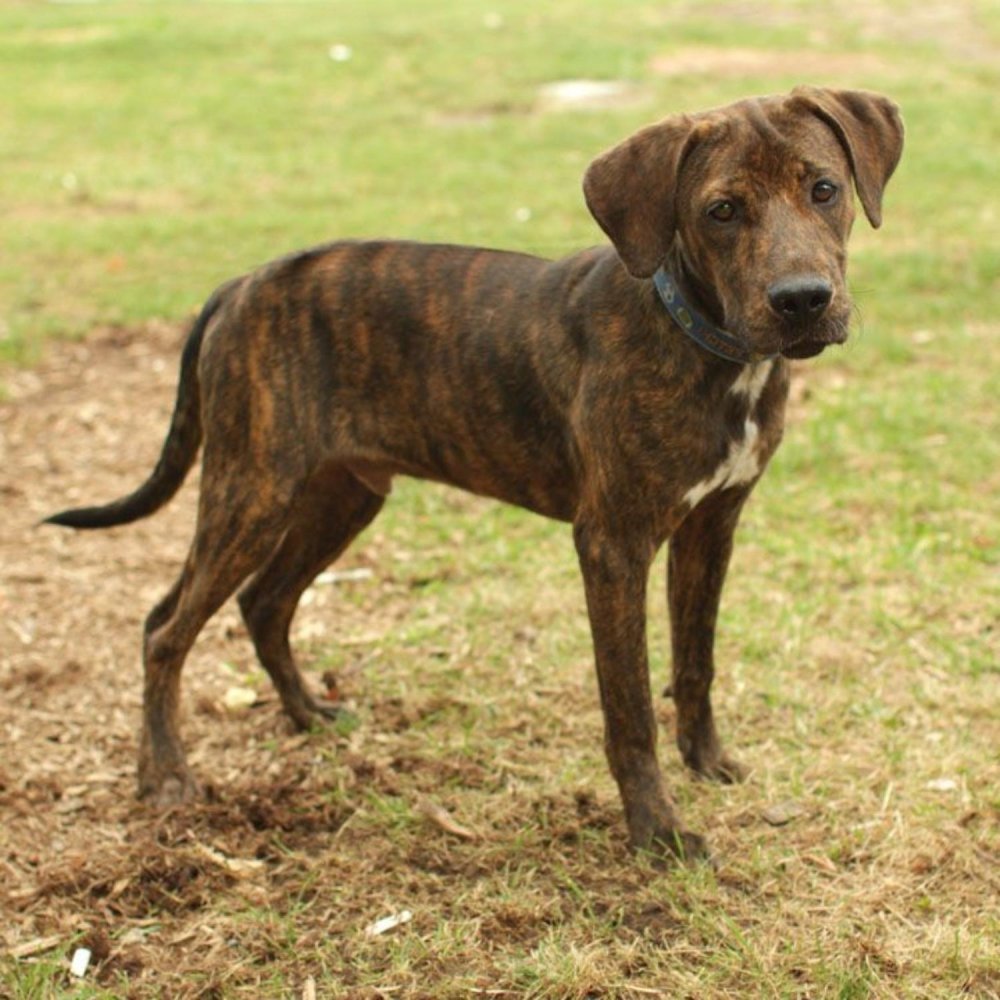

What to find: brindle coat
left=48, top=87, right=903, bottom=861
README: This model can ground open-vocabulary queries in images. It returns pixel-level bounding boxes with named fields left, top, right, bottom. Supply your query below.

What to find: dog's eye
left=707, top=200, right=737, bottom=223
left=812, top=180, right=838, bottom=204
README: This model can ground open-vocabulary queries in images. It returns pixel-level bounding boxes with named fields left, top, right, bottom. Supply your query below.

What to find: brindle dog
left=48, top=87, right=903, bottom=861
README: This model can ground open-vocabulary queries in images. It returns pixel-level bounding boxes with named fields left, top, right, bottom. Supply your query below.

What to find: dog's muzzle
left=768, top=274, right=846, bottom=359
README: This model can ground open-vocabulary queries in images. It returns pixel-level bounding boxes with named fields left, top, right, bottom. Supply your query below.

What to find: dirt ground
left=0, top=323, right=370, bottom=992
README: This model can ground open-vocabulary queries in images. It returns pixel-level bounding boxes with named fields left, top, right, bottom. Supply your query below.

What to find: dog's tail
left=44, top=285, right=228, bottom=530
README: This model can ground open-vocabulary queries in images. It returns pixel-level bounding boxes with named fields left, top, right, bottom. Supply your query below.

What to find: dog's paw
left=678, top=733, right=749, bottom=784
left=306, top=695, right=347, bottom=722
left=137, top=768, right=199, bottom=809
left=689, top=752, right=749, bottom=785
left=284, top=693, right=350, bottom=731
left=633, top=827, right=712, bottom=867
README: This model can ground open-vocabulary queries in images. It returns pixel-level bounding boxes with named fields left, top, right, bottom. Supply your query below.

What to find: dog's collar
left=652, top=267, right=776, bottom=366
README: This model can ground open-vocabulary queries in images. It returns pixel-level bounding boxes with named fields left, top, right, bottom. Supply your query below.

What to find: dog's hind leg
left=237, top=465, right=385, bottom=729
left=138, top=450, right=298, bottom=807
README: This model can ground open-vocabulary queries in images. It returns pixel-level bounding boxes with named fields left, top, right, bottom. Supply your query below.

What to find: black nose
left=768, top=276, right=833, bottom=323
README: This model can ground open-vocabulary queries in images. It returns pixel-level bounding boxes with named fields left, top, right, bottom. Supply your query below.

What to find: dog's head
left=583, top=87, right=904, bottom=359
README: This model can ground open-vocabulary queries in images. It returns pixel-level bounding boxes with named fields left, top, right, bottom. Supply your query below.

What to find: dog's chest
left=683, top=361, right=775, bottom=509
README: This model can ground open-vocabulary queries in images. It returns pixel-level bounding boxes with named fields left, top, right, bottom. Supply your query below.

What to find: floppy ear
left=583, top=115, right=697, bottom=278
left=792, top=87, right=904, bottom=228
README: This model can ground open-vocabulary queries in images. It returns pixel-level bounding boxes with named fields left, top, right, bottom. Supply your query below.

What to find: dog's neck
left=654, top=249, right=776, bottom=367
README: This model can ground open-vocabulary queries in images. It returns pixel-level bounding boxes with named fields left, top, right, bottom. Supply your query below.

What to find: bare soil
left=0, top=324, right=374, bottom=991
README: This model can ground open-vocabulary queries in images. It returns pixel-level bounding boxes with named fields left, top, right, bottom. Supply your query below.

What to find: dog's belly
left=340, top=414, right=580, bottom=522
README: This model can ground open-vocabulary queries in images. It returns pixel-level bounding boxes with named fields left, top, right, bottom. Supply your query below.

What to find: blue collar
left=652, top=267, right=777, bottom=366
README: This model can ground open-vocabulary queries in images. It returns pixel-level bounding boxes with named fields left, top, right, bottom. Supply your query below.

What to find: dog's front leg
left=574, top=522, right=708, bottom=862
left=667, top=487, right=751, bottom=783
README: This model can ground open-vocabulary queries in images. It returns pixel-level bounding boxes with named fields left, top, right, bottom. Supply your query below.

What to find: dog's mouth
left=731, top=301, right=850, bottom=363
left=739, top=325, right=846, bottom=362
left=781, top=339, right=829, bottom=359
left=775, top=312, right=850, bottom=360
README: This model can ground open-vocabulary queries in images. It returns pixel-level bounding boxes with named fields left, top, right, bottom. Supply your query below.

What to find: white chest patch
left=682, top=360, right=773, bottom=510
left=729, top=359, right=774, bottom=404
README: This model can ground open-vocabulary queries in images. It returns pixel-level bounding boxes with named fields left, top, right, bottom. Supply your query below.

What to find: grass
left=2, top=0, right=999, bottom=997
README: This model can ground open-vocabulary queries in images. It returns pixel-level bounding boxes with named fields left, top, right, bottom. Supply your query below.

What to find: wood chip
left=7, top=887, right=41, bottom=904
left=9, top=934, right=63, bottom=958
left=55, top=797, right=86, bottom=815
left=193, top=843, right=265, bottom=876
left=803, top=852, right=838, bottom=873
left=926, top=777, right=958, bottom=792
left=364, top=910, right=412, bottom=937
left=761, top=799, right=807, bottom=826
left=222, top=686, right=258, bottom=711
left=416, top=797, right=478, bottom=840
